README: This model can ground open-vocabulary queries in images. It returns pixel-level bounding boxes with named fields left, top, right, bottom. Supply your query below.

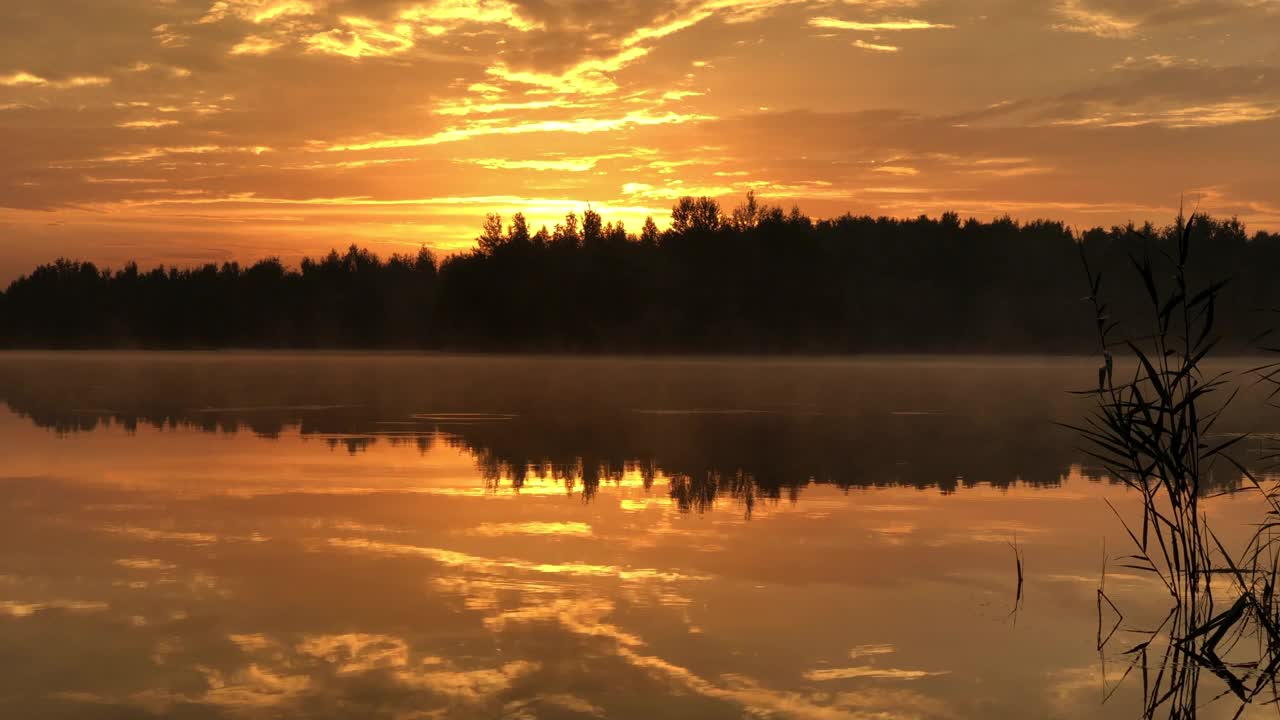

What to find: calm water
left=0, top=352, right=1275, bottom=719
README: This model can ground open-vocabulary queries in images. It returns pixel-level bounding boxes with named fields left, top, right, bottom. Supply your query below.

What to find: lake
left=0, top=352, right=1274, bottom=719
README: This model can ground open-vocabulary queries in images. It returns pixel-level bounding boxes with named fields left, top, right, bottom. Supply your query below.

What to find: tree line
left=2, top=192, right=1277, bottom=352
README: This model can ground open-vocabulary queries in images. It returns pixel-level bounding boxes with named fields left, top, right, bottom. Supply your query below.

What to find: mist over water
left=0, top=353, right=1274, bottom=718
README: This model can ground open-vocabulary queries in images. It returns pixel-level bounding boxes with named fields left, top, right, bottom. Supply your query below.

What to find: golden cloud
left=323, top=110, right=715, bottom=151
left=810, top=17, right=956, bottom=30
left=854, top=39, right=901, bottom=52
left=0, top=71, right=111, bottom=88
left=230, top=35, right=285, bottom=56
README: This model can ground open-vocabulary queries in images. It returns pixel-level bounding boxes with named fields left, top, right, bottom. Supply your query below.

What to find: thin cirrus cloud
left=1050, top=101, right=1280, bottom=129
left=116, top=119, right=181, bottom=129
left=468, top=521, right=594, bottom=537
left=465, top=158, right=603, bottom=172
left=802, top=666, right=950, bottom=681
left=0, top=71, right=111, bottom=88
left=1051, top=0, right=1139, bottom=37
left=462, top=152, right=648, bottom=172
left=1047, top=0, right=1273, bottom=38
left=304, top=16, right=417, bottom=58
left=203, top=0, right=543, bottom=59
left=854, top=39, right=901, bottom=52
left=229, top=35, right=285, bottom=56
left=321, top=111, right=716, bottom=152
left=198, top=0, right=318, bottom=24
left=810, top=17, right=956, bottom=31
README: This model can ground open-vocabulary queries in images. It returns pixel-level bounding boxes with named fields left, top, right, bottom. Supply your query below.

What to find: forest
left=2, top=193, right=1277, bottom=353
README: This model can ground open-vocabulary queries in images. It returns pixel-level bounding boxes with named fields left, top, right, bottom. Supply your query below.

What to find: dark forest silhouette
left=3, top=193, right=1277, bottom=351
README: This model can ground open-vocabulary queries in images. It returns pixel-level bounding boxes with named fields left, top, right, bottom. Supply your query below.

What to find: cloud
left=810, top=17, right=956, bottom=31
left=838, top=0, right=926, bottom=6
left=477, top=593, right=951, bottom=720
left=230, top=35, right=285, bottom=55
left=152, top=24, right=189, bottom=48
left=485, top=47, right=652, bottom=96
left=803, top=666, right=950, bottom=681
left=191, top=664, right=312, bottom=710
left=464, top=158, right=603, bottom=172
left=301, top=1, right=541, bottom=59
left=295, top=633, right=411, bottom=674
left=0, top=599, right=109, bottom=616
left=399, top=0, right=542, bottom=32
left=0, top=71, right=111, bottom=88
left=322, top=110, right=714, bottom=151
left=1051, top=0, right=1139, bottom=36
left=114, top=558, right=177, bottom=570
left=60, top=75, right=113, bottom=88
left=468, top=521, right=594, bottom=537
left=394, top=660, right=540, bottom=702
left=849, top=643, right=897, bottom=659
left=117, top=119, right=181, bottom=129
left=1049, top=0, right=1279, bottom=37
left=854, top=39, right=901, bottom=52
left=1112, top=54, right=1197, bottom=70
left=0, top=71, right=47, bottom=87
left=199, top=0, right=316, bottom=25
left=433, top=98, right=578, bottom=117
left=471, top=0, right=814, bottom=99
left=305, top=17, right=416, bottom=58
left=93, top=145, right=272, bottom=164
left=327, top=536, right=704, bottom=581
left=102, top=525, right=219, bottom=544
left=952, top=62, right=1280, bottom=131
left=1054, top=101, right=1280, bottom=128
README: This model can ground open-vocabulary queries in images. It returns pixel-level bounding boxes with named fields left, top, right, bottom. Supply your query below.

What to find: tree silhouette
left=1, top=194, right=1277, bottom=352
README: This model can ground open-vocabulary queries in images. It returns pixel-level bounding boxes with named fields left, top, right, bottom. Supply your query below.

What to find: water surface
left=0, top=353, right=1273, bottom=719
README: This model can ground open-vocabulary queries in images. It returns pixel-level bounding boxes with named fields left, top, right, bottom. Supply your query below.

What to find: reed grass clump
left=1073, top=215, right=1280, bottom=717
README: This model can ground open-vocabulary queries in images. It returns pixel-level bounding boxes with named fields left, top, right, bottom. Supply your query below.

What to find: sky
left=1, top=0, right=1279, bottom=283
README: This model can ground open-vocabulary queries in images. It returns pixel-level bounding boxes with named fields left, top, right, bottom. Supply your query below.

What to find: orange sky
left=2, top=0, right=1279, bottom=283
